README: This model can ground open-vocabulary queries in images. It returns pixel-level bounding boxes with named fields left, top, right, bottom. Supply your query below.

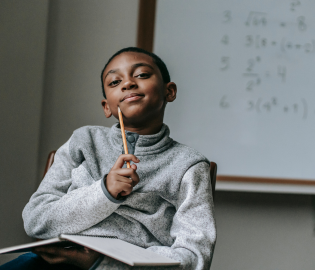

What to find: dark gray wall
left=0, top=0, right=49, bottom=264
left=0, top=0, right=138, bottom=265
left=212, top=192, right=315, bottom=270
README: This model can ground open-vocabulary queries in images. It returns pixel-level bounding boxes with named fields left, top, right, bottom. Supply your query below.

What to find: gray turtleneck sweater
left=22, top=124, right=216, bottom=270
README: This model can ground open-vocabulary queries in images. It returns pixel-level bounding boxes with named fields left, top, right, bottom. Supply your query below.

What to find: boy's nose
left=122, top=80, right=137, bottom=90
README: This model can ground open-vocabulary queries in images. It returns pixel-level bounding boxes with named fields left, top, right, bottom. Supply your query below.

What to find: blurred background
left=0, top=0, right=314, bottom=269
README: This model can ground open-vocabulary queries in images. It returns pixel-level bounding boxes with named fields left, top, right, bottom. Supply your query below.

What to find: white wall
left=0, top=0, right=49, bottom=264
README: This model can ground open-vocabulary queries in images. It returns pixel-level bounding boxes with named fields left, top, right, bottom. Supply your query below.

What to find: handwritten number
left=278, top=66, right=286, bottom=82
left=223, top=11, right=232, bottom=23
left=297, top=16, right=307, bottom=31
left=247, top=59, right=255, bottom=72
left=220, top=96, right=230, bottom=108
left=271, top=97, right=277, bottom=106
left=291, top=1, right=301, bottom=11
left=263, top=102, right=271, bottom=111
left=247, top=101, right=255, bottom=110
left=246, top=35, right=253, bottom=46
left=221, top=35, right=229, bottom=45
left=221, top=57, right=230, bottom=70
left=246, top=81, right=255, bottom=91
left=246, top=12, right=267, bottom=27
left=261, top=38, right=267, bottom=47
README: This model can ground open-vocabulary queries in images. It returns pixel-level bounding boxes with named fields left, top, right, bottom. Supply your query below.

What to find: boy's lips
left=121, top=93, right=144, bottom=102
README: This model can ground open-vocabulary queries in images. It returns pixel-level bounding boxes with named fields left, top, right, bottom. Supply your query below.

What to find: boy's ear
left=165, top=82, right=177, bottom=102
left=101, top=99, right=112, bottom=118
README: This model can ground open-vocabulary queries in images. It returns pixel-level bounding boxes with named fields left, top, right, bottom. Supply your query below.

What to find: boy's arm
left=22, top=138, right=121, bottom=239
left=146, top=161, right=216, bottom=270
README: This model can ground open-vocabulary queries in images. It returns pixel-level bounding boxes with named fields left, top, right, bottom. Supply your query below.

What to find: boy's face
left=101, top=52, right=176, bottom=127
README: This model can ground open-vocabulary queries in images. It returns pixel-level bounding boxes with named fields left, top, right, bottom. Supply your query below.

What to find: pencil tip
left=118, top=106, right=121, bottom=113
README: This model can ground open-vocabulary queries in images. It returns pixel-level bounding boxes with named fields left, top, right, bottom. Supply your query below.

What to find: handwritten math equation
left=220, top=95, right=314, bottom=119
left=218, top=1, right=315, bottom=119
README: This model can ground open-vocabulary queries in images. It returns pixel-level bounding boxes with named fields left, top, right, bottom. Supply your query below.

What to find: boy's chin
left=121, top=112, right=144, bottom=123
left=118, top=106, right=152, bottom=124
left=120, top=105, right=145, bottom=118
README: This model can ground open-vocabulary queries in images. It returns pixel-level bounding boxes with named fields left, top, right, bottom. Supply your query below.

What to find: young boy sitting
left=1, top=47, right=216, bottom=270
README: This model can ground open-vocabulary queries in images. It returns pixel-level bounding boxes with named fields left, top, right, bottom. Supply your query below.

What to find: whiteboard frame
left=217, top=176, right=315, bottom=194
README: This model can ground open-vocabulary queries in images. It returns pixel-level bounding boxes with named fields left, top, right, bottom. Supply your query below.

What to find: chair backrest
left=43, top=151, right=56, bottom=177
left=209, top=162, right=217, bottom=201
left=43, top=151, right=217, bottom=201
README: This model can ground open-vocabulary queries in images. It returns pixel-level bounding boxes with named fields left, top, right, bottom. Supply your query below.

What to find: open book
left=0, top=234, right=180, bottom=267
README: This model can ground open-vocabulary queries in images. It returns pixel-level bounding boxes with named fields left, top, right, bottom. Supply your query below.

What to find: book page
left=0, top=238, right=63, bottom=254
left=61, top=235, right=180, bottom=266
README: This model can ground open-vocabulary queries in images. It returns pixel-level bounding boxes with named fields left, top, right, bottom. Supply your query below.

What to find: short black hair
left=101, top=47, right=171, bottom=98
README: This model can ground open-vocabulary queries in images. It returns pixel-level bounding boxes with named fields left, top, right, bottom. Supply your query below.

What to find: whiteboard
left=154, top=0, right=315, bottom=193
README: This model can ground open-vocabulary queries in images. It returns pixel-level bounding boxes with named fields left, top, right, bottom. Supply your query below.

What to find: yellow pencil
left=118, top=107, right=131, bottom=168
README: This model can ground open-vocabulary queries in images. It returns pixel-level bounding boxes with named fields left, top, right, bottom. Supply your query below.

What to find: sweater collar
left=109, top=123, right=173, bottom=156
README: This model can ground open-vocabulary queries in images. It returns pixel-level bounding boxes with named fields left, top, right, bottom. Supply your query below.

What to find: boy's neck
left=123, top=121, right=163, bottom=135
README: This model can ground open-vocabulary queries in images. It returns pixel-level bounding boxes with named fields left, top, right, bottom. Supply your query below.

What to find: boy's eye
left=109, top=80, right=121, bottom=86
left=135, top=73, right=150, bottom=78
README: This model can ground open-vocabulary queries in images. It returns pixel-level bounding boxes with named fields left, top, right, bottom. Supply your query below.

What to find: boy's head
left=101, top=47, right=176, bottom=131
left=101, top=47, right=171, bottom=99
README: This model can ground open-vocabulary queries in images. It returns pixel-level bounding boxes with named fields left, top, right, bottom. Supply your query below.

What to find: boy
left=1, top=47, right=216, bottom=270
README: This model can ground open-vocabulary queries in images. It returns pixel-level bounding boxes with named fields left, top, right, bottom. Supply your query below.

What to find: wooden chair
left=209, top=162, right=217, bottom=201
left=43, top=151, right=217, bottom=201
left=43, top=151, right=56, bottom=177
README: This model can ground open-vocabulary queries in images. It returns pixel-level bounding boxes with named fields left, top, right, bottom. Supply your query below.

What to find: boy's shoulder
left=71, top=125, right=111, bottom=143
left=171, top=141, right=210, bottom=165
left=73, top=125, right=110, bottom=135
left=68, top=125, right=113, bottom=163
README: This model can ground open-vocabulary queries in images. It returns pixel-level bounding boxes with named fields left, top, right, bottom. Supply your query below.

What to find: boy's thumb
left=131, top=164, right=137, bottom=171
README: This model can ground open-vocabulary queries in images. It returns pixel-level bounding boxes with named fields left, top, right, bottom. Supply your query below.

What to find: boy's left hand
left=33, top=246, right=101, bottom=270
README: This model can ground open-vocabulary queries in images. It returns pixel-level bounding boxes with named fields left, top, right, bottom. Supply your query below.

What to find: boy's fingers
left=119, top=183, right=133, bottom=195
left=33, top=248, right=67, bottom=264
left=130, top=172, right=140, bottom=186
left=33, top=246, right=65, bottom=255
left=39, top=253, right=67, bottom=264
left=113, top=168, right=134, bottom=177
left=34, top=247, right=87, bottom=265
left=33, top=246, right=78, bottom=256
left=116, top=175, right=133, bottom=184
left=116, top=172, right=139, bottom=187
left=116, top=175, right=139, bottom=187
left=112, top=154, right=139, bottom=169
left=115, top=168, right=139, bottom=178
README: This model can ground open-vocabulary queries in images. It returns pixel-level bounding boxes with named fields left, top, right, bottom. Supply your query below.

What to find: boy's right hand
left=105, top=154, right=140, bottom=199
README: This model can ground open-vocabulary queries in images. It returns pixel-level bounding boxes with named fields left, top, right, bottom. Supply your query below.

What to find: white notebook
left=0, top=234, right=180, bottom=266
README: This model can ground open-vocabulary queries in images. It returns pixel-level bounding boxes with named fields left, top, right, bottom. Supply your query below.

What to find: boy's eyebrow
left=131, top=63, right=155, bottom=70
left=104, top=63, right=154, bottom=80
left=104, top=69, right=118, bottom=79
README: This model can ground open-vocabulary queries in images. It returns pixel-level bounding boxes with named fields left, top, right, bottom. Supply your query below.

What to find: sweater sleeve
left=22, top=137, right=120, bottom=239
left=94, top=161, right=216, bottom=270
left=146, top=161, right=216, bottom=270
